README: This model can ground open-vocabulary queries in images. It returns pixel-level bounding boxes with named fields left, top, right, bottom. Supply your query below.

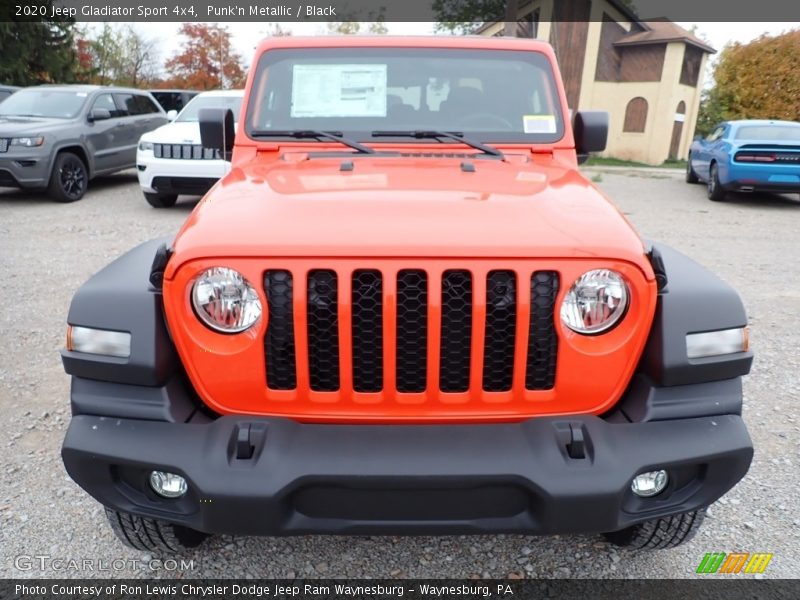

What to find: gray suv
left=0, top=85, right=167, bottom=201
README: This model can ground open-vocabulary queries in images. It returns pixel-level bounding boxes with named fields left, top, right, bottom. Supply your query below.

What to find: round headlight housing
left=191, top=267, right=262, bottom=333
left=560, top=269, right=629, bottom=334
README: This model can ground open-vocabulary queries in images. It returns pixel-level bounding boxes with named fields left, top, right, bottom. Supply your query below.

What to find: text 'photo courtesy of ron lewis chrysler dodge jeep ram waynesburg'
left=58, top=35, right=754, bottom=555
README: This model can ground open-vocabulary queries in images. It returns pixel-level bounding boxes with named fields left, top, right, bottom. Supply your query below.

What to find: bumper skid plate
left=62, top=413, right=752, bottom=536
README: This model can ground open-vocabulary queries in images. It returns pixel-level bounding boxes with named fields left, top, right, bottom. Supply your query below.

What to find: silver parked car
left=0, top=85, right=20, bottom=102
left=0, top=85, right=167, bottom=201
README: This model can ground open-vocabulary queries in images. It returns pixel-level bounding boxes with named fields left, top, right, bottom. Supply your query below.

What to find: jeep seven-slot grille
left=307, top=270, right=340, bottom=392
left=263, top=269, right=559, bottom=394
left=396, top=270, right=428, bottom=392
left=153, top=143, right=222, bottom=160
left=263, top=271, right=297, bottom=390
left=439, top=270, right=473, bottom=392
left=351, top=270, right=384, bottom=392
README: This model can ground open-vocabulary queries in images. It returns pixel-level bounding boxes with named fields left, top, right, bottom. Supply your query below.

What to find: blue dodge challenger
left=687, top=119, right=800, bottom=201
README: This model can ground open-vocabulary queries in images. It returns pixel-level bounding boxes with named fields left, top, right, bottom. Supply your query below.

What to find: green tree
left=696, top=87, right=728, bottom=137
left=0, top=3, right=77, bottom=85
left=262, top=23, right=293, bottom=37
left=326, top=22, right=362, bottom=34
left=699, top=29, right=800, bottom=129
left=89, top=23, right=123, bottom=85
left=74, top=24, right=159, bottom=86
left=434, top=0, right=503, bottom=35
left=326, top=16, right=388, bottom=35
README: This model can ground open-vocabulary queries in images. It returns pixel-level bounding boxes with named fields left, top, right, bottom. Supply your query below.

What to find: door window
left=113, top=94, right=139, bottom=116
left=91, top=94, right=119, bottom=117
left=706, top=125, right=725, bottom=142
left=133, top=95, right=161, bottom=114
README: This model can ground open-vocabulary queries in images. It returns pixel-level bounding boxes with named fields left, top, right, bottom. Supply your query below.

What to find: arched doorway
left=669, top=101, right=686, bottom=160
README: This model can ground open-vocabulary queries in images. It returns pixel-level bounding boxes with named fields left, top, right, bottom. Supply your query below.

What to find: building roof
left=615, top=20, right=716, bottom=53
left=473, top=2, right=715, bottom=54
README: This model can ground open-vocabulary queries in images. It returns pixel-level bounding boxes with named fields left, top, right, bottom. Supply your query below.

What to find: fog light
left=67, top=325, right=131, bottom=358
left=631, top=470, right=668, bottom=497
left=686, top=327, right=748, bottom=359
left=149, top=471, right=187, bottom=498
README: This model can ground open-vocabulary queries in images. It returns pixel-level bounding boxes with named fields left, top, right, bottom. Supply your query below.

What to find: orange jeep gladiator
left=61, top=36, right=753, bottom=553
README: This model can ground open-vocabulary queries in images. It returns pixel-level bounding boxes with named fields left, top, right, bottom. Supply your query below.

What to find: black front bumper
left=151, top=176, right=217, bottom=195
left=62, top=413, right=752, bottom=536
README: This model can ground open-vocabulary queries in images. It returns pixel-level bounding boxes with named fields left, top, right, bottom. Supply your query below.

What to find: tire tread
left=104, top=507, right=208, bottom=554
left=603, top=508, right=706, bottom=550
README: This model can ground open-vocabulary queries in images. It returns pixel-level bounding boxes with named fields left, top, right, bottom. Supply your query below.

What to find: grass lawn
left=584, top=156, right=687, bottom=169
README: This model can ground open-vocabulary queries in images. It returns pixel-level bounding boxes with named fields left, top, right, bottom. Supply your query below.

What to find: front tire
left=105, top=507, right=209, bottom=554
left=144, top=192, right=178, bottom=208
left=48, top=152, right=88, bottom=202
left=685, top=155, right=699, bottom=183
left=603, top=508, right=706, bottom=550
left=707, top=163, right=726, bottom=201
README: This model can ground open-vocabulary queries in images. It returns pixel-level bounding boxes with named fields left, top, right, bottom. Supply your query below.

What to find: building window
left=623, top=97, right=648, bottom=133
left=680, top=46, right=703, bottom=87
left=516, top=9, right=539, bottom=38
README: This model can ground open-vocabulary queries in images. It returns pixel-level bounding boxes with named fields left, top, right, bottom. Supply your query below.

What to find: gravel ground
left=1, top=168, right=798, bottom=579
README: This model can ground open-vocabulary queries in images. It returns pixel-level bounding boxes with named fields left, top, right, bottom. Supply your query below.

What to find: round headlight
left=191, top=267, right=262, bottom=333
left=560, top=269, right=629, bottom=334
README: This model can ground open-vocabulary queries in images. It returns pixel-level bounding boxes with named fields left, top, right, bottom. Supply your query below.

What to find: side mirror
left=88, top=108, right=111, bottom=122
left=166, top=110, right=178, bottom=122
left=199, top=107, right=234, bottom=161
left=573, top=110, right=608, bottom=165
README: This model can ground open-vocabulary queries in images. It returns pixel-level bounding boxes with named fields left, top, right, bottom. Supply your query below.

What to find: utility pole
left=217, top=25, right=225, bottom=89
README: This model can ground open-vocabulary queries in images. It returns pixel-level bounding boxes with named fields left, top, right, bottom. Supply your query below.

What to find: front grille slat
left=351, top=270, right=383, bottom=392
left=439, top=270, right=473, bottom=393
left=262, top=266, right=560, bottom=399
left=526, top=271, right=559, bottom=390
left=153, top=143, right=221, bottom=160
left=396, top=270, right=428, bottom=393
left=264, top=270, right=297, bottom=390
left=483, top=271, right=517, bottom=391
left=307, top=270, right=340, bottom=391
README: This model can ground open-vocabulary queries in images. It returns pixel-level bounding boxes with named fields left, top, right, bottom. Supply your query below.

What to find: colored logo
left=696, top=552, right=773, bottom=574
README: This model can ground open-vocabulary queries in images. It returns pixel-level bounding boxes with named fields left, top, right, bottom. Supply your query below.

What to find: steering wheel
left=457, top=113, right=514, bottom=130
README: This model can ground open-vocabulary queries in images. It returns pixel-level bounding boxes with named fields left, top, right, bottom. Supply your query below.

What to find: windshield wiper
left=371, top=130, right=504, bottom=159
left=250, top=129, right=375, bottom=154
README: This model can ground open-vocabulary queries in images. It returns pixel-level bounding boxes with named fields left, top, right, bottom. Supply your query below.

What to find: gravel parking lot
left=1, top=168, right=798, bottom=579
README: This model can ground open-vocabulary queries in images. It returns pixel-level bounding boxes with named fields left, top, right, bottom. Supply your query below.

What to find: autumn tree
left=699, top=29, right=800, bottom=129
left=164, top=24, right=245, bottom=90
left=0, top=1, right=78, bottom=85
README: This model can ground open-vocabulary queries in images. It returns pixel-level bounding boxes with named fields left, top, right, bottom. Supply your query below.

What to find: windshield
left=0, top=89, right=88, bottom=118
left=245, top=48, right=564, bottom=144
left=177, top=95, right=243, bottom=122
left=735, top=125, right=800, bottom=141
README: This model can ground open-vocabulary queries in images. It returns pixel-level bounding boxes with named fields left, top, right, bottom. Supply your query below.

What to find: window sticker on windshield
left=291, top=64, right=387, bottom=118
left=523, top=115, right=556, bottom=134
left=76, top=93, right=88, bottom=97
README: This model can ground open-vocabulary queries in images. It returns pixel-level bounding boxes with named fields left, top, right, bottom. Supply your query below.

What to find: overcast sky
left=91, top=21, right=795, bottom=85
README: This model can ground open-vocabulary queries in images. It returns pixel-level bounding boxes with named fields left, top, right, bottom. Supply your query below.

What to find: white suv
left=136, top=90, right=243, bottom=208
